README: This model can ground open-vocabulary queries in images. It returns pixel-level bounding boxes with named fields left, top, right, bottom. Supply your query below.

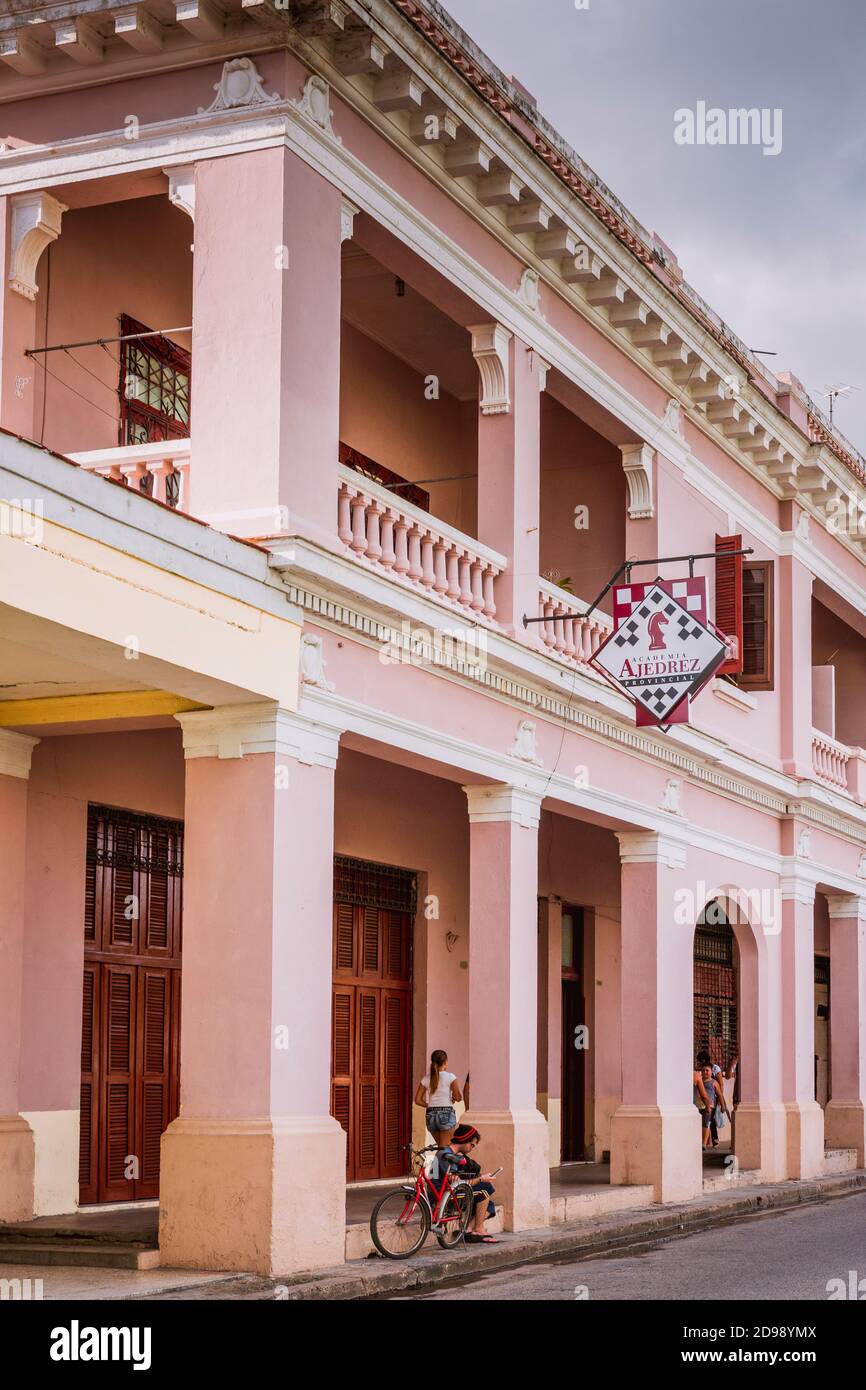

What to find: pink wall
left=813, top=599, right=866, bottom=749
left=539, top=395, right=624, bottom=613
left=34, top=196, right=192, bottom=458
left=20, top=730, right=184, bottom=1114
left=340, top=321, right=477, bottom=535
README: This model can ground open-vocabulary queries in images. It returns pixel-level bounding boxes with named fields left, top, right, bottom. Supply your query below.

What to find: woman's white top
left=421, top=1071, right=456, bottom=1107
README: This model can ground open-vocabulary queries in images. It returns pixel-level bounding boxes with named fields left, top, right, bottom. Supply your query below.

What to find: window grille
left=334, top=854, right=417, bottom=914
left=118, top=314, right=191, bottom=453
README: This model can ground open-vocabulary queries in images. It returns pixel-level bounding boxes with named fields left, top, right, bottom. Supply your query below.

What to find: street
left=390, top=1192, right=866, bottom=1301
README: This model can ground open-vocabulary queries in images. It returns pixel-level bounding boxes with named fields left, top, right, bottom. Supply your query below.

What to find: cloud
left=443, top=0, right=866, bottom=448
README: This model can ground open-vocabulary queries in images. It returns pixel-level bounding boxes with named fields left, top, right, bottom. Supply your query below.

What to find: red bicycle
left=370, top=1144, right=474, bottom=1258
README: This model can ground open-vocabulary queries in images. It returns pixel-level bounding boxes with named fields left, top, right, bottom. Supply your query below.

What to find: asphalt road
left=392, top=1191, right=866, bottom=1300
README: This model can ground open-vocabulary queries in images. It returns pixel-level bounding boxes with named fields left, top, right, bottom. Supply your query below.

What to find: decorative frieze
left=203, top=56, right=280, bottom=113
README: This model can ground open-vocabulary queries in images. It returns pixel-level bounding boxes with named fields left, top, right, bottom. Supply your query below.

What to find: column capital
left=175, top=703, right=342, bottom=767
left=0, top=729, right=39, bottom=779
left=463, top=783, right=542, bottom=829
left=779, top=874, right=817, bottom=906
left=469, top=322, right=512, bottom=415
left=616, top=830, right=686, bottom=869
left=825, top=892, right=866, bottom=922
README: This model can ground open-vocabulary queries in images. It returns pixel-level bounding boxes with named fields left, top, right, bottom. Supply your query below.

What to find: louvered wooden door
left=331, top=858, right=414, bottom=1182
left=79, top=806, right=183, bottom=1205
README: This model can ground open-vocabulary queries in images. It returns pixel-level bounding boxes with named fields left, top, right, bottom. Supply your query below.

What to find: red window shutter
left=715, top=534, right=744, bottom=673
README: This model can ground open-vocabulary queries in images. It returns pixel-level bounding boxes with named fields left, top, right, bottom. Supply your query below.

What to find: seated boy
left=434, top=1122, right=500, bottom=1244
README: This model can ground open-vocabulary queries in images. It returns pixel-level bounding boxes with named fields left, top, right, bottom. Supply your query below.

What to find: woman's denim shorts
left=426, top=1105, right=457, bottom=1132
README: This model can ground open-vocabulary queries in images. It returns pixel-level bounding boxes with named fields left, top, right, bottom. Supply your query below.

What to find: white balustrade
left=337, top=464, right=504, bottom=621
left=811, top=729, right=851, bottom=792
left=535, top=577, right=613, bottom=665
left=68, top=439, right=190, bottom=511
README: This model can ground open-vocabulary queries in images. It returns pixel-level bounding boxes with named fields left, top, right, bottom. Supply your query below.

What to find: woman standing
left=415, top=1049, right=462, bottom=1149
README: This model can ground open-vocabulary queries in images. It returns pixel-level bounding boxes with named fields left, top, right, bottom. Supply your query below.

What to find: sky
left=441, top=0, right=866, bottom=451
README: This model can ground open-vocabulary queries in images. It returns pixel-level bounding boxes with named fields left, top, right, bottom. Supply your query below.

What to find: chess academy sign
left=591, top=578, right=728, bottom=726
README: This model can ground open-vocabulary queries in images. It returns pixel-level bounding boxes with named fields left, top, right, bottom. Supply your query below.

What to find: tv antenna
left=822, top=382, right=858, bottom=426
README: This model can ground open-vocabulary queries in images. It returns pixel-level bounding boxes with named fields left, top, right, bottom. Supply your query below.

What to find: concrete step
left=0, top=1241, right=160, bottom=1270
left=550, top=1185, right=654, bottom=1223
left=702, top=1169, right=763, bottom=1193
left=824, top=1148, right=859, bottom=1175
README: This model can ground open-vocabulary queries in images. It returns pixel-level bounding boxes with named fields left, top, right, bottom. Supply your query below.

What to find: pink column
left=537, top=896, right=562, bottom=1166
left=473, top=328, right=544, bottom=635
left=0, top=731, right=38, bottom=1220
left=779, top=553, right=814, bottom=778
left=189, top=149, right=342, bottom=544
left=779, top=877, right=824, bottom=1177
left=159, top=705, right=346, bottom=1276
left=825, top=894, right=866, bottom=1164
left=463, top=784, right=549, bottom=1230
left=611, top=832, right=702, bottom=1201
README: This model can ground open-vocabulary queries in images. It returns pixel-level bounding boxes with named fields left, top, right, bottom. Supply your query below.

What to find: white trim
left=0, top=728, right=40, bottom=779
left=8, top=191, right=65, bottom=300
left=779, top=875, right=817, bottom=907
left=469, top=322, right=512, bottom=415
left=825, top=893, right=866, bottom=922
left=175, top=702, right=343, bottom=765
left=464, top=783, right=543, bottom=829
left=619, top=442, right=654, bottom=520
left=166, top=163, right=195, bottom=221
left=616, top=831, right=687, bottom=869
left=711, top=678, right=757, bottom=712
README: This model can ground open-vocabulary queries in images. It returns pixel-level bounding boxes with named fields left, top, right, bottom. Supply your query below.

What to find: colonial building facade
left=1, top=0, right=865, bottom=1278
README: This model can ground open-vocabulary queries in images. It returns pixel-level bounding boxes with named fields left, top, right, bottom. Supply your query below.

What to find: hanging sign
left=591, top=577, right=728, bottom=727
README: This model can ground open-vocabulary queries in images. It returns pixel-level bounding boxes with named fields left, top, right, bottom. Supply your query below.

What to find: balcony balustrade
left=68, top=440, right=190, bottom=510
left=337, top=463, right=504, bottom=622
left=811, top=729, right=852, bottom=792
left=536, top=577, right=613, bottom=665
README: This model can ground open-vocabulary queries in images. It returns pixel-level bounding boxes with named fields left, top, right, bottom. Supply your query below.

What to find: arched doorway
left=693, top=900, right=739, bottom=1095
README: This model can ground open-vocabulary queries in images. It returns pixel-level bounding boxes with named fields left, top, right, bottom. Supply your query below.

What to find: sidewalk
left=119, top=1169, right=866, bottom=1300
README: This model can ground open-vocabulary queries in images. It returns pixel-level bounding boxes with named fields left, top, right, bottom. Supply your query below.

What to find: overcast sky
left=443, top=0, right=866, bottom=451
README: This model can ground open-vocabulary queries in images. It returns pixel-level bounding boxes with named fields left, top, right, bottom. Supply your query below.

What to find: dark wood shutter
left=78, top=963, right=100, bottom=1203
left=81, top=805, right=182, bottom=1204
left=715, top=534, right=744, bottom=674
left=739, top=561, right=774, bottom=690
left=331, top=858, right=414, bottom=1182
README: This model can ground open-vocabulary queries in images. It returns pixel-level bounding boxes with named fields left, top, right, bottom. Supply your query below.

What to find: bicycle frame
left=397, top=1158, right=461, bottom=1227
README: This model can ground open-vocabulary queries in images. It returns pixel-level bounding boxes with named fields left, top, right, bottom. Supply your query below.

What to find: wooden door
left=330, top=858, right=414, bottom=1182
left=79, top=806, right=183, bottom=1205
left=561, top=907, right=586, bottom=1162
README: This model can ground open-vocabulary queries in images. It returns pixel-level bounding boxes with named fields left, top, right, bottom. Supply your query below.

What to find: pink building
left=0, top=0, right=865, bottom=1278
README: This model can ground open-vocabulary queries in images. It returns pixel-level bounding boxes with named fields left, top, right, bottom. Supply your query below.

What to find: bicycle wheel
left=370, top=1187, right=430, bottom=1259
left=436, top=1182, right=474, bottom=1249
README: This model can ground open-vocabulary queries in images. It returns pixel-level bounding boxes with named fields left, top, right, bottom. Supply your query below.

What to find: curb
left=126, top=1169, right=866, bottom=1301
